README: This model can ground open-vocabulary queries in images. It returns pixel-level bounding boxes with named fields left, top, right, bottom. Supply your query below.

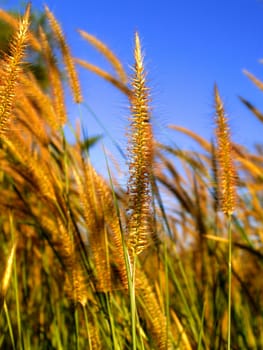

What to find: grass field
left=0, top=4, right=262, bottom=349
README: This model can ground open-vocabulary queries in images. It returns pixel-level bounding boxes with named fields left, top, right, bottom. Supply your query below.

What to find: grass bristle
left=214, top=84, right=236, bottom=216
left=126, top=32, right=154, bottom=258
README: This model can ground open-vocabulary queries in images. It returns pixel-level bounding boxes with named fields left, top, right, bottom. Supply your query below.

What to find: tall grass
left=0, top=4, right=263, bottom=349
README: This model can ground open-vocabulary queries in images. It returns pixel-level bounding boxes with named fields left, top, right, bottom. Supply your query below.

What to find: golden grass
left=214, top=85, right=236, bottom=216
left=45, top=5, right=82, bottom=104
left=0, top=4, right=262, bottom=349
left=0, top=3, right=30, bottom=135
left=39, top=26, right=67, bottom=127
left=78, top=30, right=128, bottom=84
left=126, top=32, right=154, bottom=258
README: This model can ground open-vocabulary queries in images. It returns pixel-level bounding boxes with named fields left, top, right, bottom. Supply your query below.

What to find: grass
left=0, top=3, right=263, bottom=349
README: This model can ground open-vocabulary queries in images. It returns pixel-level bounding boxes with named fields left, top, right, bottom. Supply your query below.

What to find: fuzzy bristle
left=0, top=4, right=30, bottom=135
left=78, top=30, right=128, bottom=84
left=39, top=27, right=66, bottom=126
left=126, top=32, right=154, bottom=257
left=45, top=6, right=82, bottom=104
left=214, top=85, right=236, bottom=215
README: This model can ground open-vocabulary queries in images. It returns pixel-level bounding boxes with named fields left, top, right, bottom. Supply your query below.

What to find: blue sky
left=3, top=0, right=263, bottom=174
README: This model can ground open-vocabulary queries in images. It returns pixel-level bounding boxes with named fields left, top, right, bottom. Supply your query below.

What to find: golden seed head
left=214, top=85, right=236, bottom=215
left=45, top=6, right=82, bottom=104
left=126, top=32, right=153, bottom=257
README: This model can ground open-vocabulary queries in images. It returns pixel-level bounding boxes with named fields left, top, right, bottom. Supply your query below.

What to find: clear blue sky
left=3, top=0, right=263, bottom=174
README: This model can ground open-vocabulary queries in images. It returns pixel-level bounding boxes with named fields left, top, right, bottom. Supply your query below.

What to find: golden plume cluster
left=214, top=85, right=236, bottom=216
left=126, top=33, right=154, bottom=258
left=0, top=3, right=30, bottom=135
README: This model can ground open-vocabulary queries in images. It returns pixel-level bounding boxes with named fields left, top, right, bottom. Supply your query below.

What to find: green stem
left=4, top=301, right=16, bottom=350
left=83, top=306, right=93, bottom=349
left=105, top=292, right=119, bottom=349
left=164, top=240, right=170, bottom=347
left=227, top=214, right=232, bottom=350
left=131, top=253, right=137, bottom=350
left=74, top=307, right=79, bottom=350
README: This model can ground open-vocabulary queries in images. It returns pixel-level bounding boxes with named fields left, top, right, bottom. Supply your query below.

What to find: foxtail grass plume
left=136, top=269, right=170, bottom=349
left=74, top=162, right=113, bottom=292
left=214, top=85, right=236, bottom=215
left=0, top=3, right=30, bottom=135
left=75, top=58, right=131, bottom=97
left=126, top=32, right=153, bottom=256
left=39, top=27, right=67, bottom=127
left=78, top=30, right=128, bottom=84
left=45, top=6, right=82, bottom=104
left=0, top=7, right=40, bottom=51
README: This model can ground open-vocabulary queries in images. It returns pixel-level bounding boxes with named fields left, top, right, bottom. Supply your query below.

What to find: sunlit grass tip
left=126, top=32, right=154, bottom=257
left=214, top=84, right=236, bottom=216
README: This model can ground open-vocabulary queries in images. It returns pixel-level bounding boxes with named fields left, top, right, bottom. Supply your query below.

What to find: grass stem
left=227, top=214, right=232, bottom=350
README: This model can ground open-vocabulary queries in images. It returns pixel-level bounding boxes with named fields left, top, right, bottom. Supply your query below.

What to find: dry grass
left=0, top=4, right=262, bottom=349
